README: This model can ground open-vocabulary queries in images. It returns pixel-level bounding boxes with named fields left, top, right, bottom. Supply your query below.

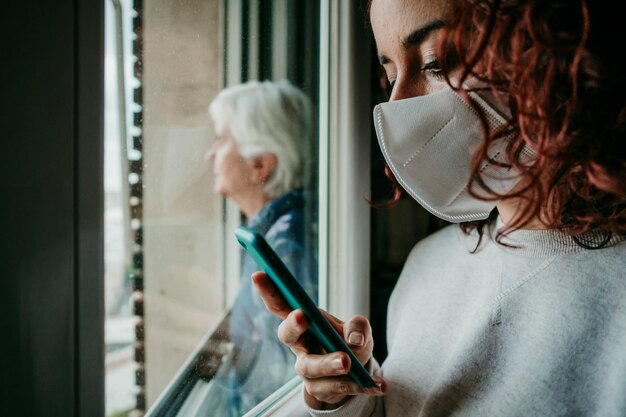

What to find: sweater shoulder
left=404, top=224, right=469, bottom=265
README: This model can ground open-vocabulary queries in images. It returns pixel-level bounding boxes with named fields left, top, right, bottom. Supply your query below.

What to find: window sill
left=244, top=378, right=308, bottom=417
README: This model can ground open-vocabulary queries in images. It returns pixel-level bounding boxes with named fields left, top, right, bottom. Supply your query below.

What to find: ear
left=249, top=153, right=277, bottom=185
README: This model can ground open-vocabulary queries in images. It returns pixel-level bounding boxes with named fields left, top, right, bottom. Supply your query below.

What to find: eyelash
left=386, top=59, right=446, bottom=92
left=421, top=60, right=445, bottom=79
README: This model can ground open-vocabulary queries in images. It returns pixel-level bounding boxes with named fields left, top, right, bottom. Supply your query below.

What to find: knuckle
left=294, top=358, right=308, bottom=377
left=333, top=381, right=351, bottom=395
left=287, top=309, right=299, bottom=321
left=277, top=322, right=287, bottom=342
left=277, top=320, right=294, bottom=345
left=305, top=381, right=321, bottom=398
left=268, top=305, right=283, bottom=315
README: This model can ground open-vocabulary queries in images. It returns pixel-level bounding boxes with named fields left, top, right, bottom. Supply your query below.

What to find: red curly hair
left=371, top=0, right=626, bottom=242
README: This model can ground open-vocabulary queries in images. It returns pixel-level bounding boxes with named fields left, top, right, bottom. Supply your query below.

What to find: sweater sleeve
left=302, top=359, right=385, bottom=417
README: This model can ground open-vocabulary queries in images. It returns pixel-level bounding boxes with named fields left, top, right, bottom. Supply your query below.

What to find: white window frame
left=247, top=0, right=373, bottom=414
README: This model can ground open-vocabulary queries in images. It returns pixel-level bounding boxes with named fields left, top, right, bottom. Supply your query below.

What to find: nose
left=204, top=144, right=216, bottom=162
left=389, top=75, right=427, bottom=101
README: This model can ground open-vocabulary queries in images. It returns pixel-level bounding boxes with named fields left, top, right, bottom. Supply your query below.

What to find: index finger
left=251, top=271, right=292, bottom=319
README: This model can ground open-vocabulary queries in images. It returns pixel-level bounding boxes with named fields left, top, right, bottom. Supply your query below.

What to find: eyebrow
left=378, top=19, right=446, bottom=65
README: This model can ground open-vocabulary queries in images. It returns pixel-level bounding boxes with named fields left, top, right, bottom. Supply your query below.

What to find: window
left=7, top=0, right=433, bottom=416
left=104, top=0, right=321, bottom=416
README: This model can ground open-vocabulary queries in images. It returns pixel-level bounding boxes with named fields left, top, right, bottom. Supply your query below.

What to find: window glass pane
left=105, top=1, right=320, bottom=416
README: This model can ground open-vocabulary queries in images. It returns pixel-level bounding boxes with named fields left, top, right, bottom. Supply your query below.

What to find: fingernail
left=292, top=311, right=303, bottom=326
left=372, top=382, right=384, bottom=394
left=332, top=358, right=344, bottom=370
left=348, top=332, right=364, bottom=346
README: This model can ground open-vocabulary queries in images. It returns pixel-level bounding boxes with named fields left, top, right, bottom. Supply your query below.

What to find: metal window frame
left=1, top=0, right=105, bottom=415
left=77, top=0, right=106, bottom=414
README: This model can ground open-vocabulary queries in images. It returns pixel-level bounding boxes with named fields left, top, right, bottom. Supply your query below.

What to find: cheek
left=214, top=148, right=235, bottom=171
left=213, top=152, right=225, bottom=173
left=218, top=153, right=252, bottom=185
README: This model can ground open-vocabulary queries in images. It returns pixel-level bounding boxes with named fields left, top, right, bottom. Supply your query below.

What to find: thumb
left=319, top=310, right=374, bottom=366
left=343, top=315, right=373, bottom=366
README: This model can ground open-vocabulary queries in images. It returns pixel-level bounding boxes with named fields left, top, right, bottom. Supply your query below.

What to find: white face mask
left=373, top=86, right=530, bottom=223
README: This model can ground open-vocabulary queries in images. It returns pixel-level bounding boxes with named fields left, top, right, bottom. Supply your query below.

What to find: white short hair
left=209, top=80, right=313, bottom=198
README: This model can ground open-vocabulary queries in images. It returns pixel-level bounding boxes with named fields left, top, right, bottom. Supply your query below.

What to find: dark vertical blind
left=0, top=0, right=104, bottom=416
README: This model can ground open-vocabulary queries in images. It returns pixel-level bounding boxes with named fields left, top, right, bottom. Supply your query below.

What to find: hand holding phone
left=235, top=226, right=377, bottom=389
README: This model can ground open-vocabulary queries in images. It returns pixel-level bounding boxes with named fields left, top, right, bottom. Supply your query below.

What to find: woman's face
left=370, top=0, right=456, bottom=101
left=205, top=126, right=255, bottom=199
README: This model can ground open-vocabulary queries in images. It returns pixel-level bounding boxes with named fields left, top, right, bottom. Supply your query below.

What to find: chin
left=216, top=190, right=233, bottom=201
left=212, top=184, right=226, bottom=197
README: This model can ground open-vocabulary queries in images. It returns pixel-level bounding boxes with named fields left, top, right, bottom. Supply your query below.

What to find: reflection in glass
left=104, top=0, right=321, bottom=415
left=200, top=80, right=318, bottom=416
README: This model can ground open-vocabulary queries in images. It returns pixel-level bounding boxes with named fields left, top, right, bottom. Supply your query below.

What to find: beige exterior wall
left=142, top=0, right=224, bottom=406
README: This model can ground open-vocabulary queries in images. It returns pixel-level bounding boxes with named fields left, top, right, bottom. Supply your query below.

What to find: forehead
left=214, top=121, right=231, bottom=136
left=370, top=0, right=454, bottom=52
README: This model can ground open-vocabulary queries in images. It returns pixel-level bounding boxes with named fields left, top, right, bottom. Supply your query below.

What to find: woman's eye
left=421, top=60, right=444, bottom=79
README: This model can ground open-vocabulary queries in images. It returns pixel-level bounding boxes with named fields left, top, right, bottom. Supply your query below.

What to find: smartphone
left=235, top=226, right=376, bottom=388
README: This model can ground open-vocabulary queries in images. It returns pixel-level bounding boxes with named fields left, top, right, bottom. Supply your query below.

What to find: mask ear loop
left=572, top=232, right=612, bottom=250
left=561, top=198, right=613, bottom=250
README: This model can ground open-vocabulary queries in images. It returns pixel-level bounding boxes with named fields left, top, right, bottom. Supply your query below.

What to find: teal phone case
left=235, top=226, right=375, bottom=388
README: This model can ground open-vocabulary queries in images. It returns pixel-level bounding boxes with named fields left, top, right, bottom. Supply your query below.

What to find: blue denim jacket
left=225, top=189, right=318, bottom=415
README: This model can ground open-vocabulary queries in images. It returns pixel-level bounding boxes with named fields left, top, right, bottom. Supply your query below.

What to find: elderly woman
left=205, top=79, right=318, bottom=416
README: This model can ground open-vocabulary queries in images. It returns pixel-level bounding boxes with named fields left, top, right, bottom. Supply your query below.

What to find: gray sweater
left=307, top=221, right=626, bottom=416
